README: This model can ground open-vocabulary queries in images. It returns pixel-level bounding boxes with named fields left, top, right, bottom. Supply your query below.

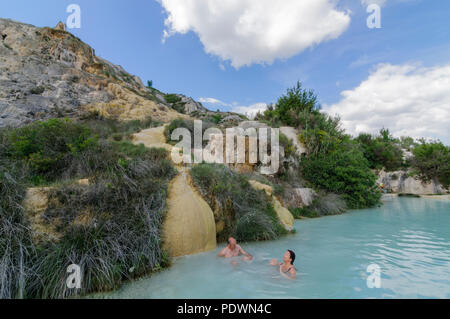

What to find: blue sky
left=1, top=0, right=449, bottom=142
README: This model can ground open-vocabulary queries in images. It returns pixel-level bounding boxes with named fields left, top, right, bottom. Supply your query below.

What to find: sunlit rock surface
left=0, top=18, right=182, bottom=127
left=163, top=170, right=217, bottom=257
left=249, top=180, right=294, bottom=231
left=377, top=170, right=447, bottom=195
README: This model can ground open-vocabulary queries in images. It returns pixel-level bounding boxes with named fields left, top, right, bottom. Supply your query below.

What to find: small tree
left=411, top=140, right=450, bottom=188
left=147, top=80, right=153, bottom=88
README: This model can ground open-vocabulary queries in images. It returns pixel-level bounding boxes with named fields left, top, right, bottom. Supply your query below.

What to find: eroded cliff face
left=0, top=18, right=182, bottom=127
left=377, top=170, right=447, bottom=195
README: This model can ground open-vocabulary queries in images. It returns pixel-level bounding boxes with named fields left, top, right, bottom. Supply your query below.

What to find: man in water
left=218, top=237, right=253, bottom=261
left=270, top=250, right=297, bottom=279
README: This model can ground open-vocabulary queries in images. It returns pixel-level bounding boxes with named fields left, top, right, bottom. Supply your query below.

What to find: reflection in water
left=94, top=198, right=450, bottom=299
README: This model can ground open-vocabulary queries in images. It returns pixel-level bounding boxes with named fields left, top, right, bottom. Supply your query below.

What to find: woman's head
left=283, top=250, right=296, bottom=264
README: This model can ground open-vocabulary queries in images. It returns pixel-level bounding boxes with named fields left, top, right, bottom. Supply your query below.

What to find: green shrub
left=29, top=86, right=45, bottom=95
left=355, top=129, right=405, bottom=171
left=191, top=164, right=286, bottom=242
left=261, top=81, right=320, bottom=128
left=82, top=117, right=155, bottom=140
left=279, top=133, right=295, bottom=158
left=7, top=119, right=96, bottom=179
left=257, top=82, right=380, bottom=209
left=29, top=146, right=175, bottom=298
left=290, top=193, right=346, bottom=219
left=164, top=94, right=182, bottom=104
left=300, top=146, right=381, bottom=209
left=291, top=207, right=318, bottom=219
left=0, top=118, right=176, bottom=298
left=411, top=140, right=450, bottom=189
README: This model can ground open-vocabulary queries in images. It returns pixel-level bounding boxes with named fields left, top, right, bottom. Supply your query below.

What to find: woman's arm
left=269, top=259, right=279, bottom=266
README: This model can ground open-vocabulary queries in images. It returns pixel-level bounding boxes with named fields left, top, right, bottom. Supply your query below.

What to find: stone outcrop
left=203, top=121, right=300, bottom=175
left=377, top=170, right=447, bottom=195
left=177, top=94, right=209, bottom=114
left=249, top=180, right=295, bottom=231
left=284, top=188, right=317, bottom=208
left=0, top=18, right=182, bottom=127
left=279, top=126, right=307, bottom=156
left=22, top=179, right=92, bottom=243
left=22, top=187, right=60, bottom=243
left=54, top=21, right=66, bottom=31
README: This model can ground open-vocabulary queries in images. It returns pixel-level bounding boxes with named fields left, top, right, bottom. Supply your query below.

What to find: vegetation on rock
left=190, top=164, right=287, bottom=242
left=0, top=118, right=175, bottom=298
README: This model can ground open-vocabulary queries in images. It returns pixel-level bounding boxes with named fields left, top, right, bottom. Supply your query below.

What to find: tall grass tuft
left=191, top=163, right=286, bottom=242
left=0, top=119, right=176, bottom=298
left=0, top=164, right=35, bottom=299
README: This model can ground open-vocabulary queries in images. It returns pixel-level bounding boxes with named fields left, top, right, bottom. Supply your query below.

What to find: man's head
left=228, top=237, right=237, bottom=249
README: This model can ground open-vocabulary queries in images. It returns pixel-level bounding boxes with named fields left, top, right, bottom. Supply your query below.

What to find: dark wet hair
left=287, top=250, right=296, bottom=264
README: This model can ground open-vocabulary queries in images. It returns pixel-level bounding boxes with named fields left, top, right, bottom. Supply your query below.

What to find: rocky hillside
left=0, top=18, right=196, bottom=127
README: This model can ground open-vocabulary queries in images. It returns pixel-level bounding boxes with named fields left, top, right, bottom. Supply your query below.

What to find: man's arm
left=218, top=247, right=228, bottom=257
left=238, top=246, right=252, bottom=258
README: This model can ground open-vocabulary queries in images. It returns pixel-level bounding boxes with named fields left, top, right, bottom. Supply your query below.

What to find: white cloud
left=198, top=97, right=229, bottom=105
left=324, top=63, right=450, bottom=144
left=159, top=0, right=351, bottom=68
left=232, top=103, right=268, bottom=119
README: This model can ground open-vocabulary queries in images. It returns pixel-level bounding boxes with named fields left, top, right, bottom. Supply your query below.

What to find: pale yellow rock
left=23, top=188, right=61, bottom=243
left=249, top=180, right=274, bottom=196
left=272, top=200, right=295, bottom=231
left=132, top=125, right=172, bottom=151
left=249, top=180, right=295, bottom=231
left=83, top=84, right=189, bottom=124
left=132, top=125, right=216, bottom=256
left=163, top=171, right=217, bottom=257
left=23, top=188, right=50, bottom=213
left=77, top=178, right=90, bottom=186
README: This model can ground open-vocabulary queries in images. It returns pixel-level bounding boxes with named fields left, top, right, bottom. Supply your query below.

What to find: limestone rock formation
left=0, top=18, right=182, bottom=127
left=54, top=21, right=66, bottom=31
left=294, top=188, right=316, bottom=206
left=132, top=125, right=217, bottom=257
left=177, top=94, right=209, bottom=114
left=249, top=180, right=295, bottom=231
left=377, top=170, right=447, bottom=195
left=163, top=171, right=217, bottom=257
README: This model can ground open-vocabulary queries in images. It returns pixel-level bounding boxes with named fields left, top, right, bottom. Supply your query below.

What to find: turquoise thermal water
left=98, top=197, right=450, bottom=299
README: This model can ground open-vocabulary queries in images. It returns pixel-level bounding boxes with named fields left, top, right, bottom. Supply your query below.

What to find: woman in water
left=270, top=250, right=297, bottom=280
